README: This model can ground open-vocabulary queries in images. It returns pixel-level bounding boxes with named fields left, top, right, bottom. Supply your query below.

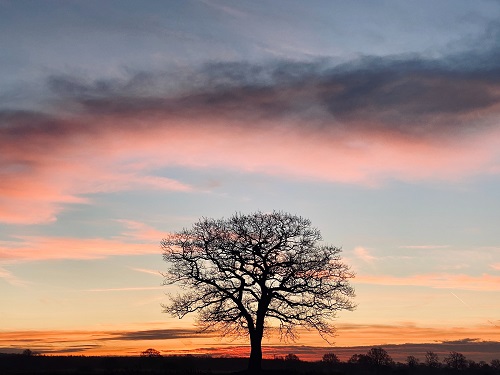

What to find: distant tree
left=140, top=348, right=162, bottom=357
left=444, top=352, right=467, bottom=371
left=22, top=349, right=33, bottom=356
left=284, top=353, right=300, bottom=362
left=366, top=347, right=394, bottom=367
left=467, top=360, right=483, bottom=371
left=348, top=353, right=371, bottom=366
left=477, top=361, right=488, bottom=368
left=491, top=359, right=500, bottom=370
left=161, top=211, right=356, bottom=372
left=322, top=352, right=340, bottom=364
left=425, top=351, right=440, bottom=368
left=347, top=354, right=359, bottom=364
left=406, top=355, right=419, bottom=368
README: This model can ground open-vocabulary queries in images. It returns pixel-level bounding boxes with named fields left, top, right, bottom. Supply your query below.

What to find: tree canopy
left=161, top=211, right=355, bottom=371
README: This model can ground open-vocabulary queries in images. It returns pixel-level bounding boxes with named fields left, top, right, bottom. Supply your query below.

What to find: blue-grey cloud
left=38, top=44, right=500, bottom=140
left=103, top=328, right=216, bottom=341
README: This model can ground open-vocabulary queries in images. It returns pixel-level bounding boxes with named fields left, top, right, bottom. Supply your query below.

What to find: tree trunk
left=248, top=331, right=263, bottom=373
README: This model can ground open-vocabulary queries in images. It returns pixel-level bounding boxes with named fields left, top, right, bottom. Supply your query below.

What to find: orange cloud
left=333, top=322, right=500, bottom=346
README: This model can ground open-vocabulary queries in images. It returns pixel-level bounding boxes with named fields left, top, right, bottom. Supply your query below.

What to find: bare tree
left=366, top=347, right=394, bottom=368
left=406, top=355, right=419, bottom=368
left=444, top=351, right=468, bottom=371
left=161, top=211, right=356, bottom=372
left=425, top=351, right=440, bottom=368
left=322, top=352, right=340, bottom=364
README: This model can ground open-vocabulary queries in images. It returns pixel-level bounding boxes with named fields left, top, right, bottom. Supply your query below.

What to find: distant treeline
left=1, top=348, right=500, bottom=375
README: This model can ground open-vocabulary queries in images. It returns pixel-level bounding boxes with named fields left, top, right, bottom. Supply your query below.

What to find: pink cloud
left=354, top=246, right=377, bottom=263
left=0, top=136, right=193, bottom=224
left=355, top=273, right=500, bottom=291
left=3, top=102, right=500, bottom=225
left=117, top=220, right=169, bottom=243
left=0, top=220, right=168, bottom=261
left=0, top=235, right=158, bottom=261
left=85, top=286, right=164, bottom=292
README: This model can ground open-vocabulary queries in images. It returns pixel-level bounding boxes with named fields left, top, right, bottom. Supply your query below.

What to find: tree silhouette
left=322, top=352, right=340, bottom=364
left=348, top=348, right=394, bottom=373
left=284, top=353, right=300, bottom=362
left=366, top=347, right=394, bottom=368
left=161, top=211, right=356, bottom=372
left=348, top=353, right=371, bottom=366
left=140, top=348, right=162, bottom=357
left=425, top=351, right=440, bottom=368
left=22, top=349, right=34, bottom=356
left=406, top=355, right=419, bottom=368
left=444, top=351, right=467, bottom=371
left=491, top=359, right=500, bottom=370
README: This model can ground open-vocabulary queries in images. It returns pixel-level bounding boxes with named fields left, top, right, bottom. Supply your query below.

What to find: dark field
left=1, top=353, right=500, bottom=375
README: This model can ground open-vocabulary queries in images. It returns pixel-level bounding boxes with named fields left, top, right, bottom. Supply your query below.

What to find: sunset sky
left=1, top=0, right=500, bottom=362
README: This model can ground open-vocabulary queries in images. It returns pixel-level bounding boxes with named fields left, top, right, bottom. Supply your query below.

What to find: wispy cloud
left=117, top=220, right=168, bottom=243
left=354, top=247, right=376, bottom=263
left=0, top=266, right=27, bottom=286
left=104, top=328, right=217, bottom=341
left=0, top=220, right=169, bottom=261
left=0, top=327, right=216, bottom=356
left=85, top=286, right=164, bottom=292
left=450, top=291, right=471, bottom=308
left=399, top=245, right=450, bottom=250
left=356, top=273, right=500, bottom=291
left=0, top=236, right=158, bottom=261
left=130, top=267, right=163, bottom=278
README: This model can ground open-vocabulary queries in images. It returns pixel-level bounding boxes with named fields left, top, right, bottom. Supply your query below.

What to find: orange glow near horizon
left=2, top=323, right=499, bottom=361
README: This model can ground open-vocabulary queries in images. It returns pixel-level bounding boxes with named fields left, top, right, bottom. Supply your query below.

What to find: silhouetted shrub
left=140, top=348, right=162, bottom=357
left=284, top=353, right=300, bottom=362
left=322, top=352, right=340, bottom=364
